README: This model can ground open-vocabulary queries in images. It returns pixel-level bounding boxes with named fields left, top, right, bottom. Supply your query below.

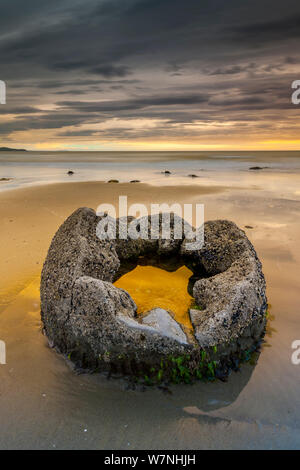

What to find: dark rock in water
left=162, top=170, right=171, bottom=175
left=108, top=179, right=119, bottom=183
left=67, top=170, right=74, bottom=175
left=249, top=166, right=268, bottom=170
left=0, top=147, right=26, bottom=152
left=41, top=209, right=267, bottom=382
left=130, top=180, right=141, bottom=183
left=188, top=174, right=199, bottom=178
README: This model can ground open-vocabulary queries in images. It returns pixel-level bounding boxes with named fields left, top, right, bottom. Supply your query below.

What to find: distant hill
left=0, top=147, right=27, bottom=152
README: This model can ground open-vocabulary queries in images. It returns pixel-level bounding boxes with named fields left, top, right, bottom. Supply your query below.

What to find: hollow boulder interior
left=113, top=254, right=204, bottom=331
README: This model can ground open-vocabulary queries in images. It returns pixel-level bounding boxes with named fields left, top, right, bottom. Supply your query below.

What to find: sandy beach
left=1, top=160, right=300, bottom=449
left=2, top=0, right=300, bottom=452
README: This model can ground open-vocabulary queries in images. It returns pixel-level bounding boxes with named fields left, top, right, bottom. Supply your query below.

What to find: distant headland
left=0, top=147, right=27, bottom=152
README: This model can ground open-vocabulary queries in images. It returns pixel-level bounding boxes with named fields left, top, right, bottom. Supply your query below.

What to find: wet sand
left=1, top=175, right=300, bottom=449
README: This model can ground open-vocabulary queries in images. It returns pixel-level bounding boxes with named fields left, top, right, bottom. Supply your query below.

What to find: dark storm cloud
left=2, top=0, right=295, bottom=76
left=230, top=14, right=300, bottom=43
left=58, top=127, right=134, bottom=137
left=206, top=64, right=256, bottom=76
left=90, top=65, right=131, bottom=78
left=54, top=89, right=89, bottom=95
left=0, top=0, right=299, bottom=141
left=57, top=94, right=208, bottom=113
left=58, top=130, right=98, bottom=137
left=0, top=112, right=95, bottom=134
left=12, top=78, right=138, bottom=90
left=0, top=106, right=41, bottom=115
left=51, top=60, right=93, bottom=71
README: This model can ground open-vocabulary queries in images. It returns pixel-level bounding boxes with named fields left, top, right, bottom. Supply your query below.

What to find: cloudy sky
left=0, top=0, right=300, bottom=150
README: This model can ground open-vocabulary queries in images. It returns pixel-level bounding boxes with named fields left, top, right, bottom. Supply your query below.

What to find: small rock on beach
left=249, top=166, right=268, bottom=171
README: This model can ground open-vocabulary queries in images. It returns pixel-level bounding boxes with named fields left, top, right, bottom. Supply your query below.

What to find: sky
left=0, top=0, right=300, bottom=151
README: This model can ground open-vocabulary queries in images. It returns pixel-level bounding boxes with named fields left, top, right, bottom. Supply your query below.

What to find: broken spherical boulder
left=40, top=208, right=267, bottom=382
